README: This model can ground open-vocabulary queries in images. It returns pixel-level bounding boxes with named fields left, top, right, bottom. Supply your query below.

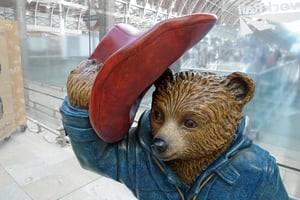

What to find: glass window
left=2, top=1, right=299, bottom=197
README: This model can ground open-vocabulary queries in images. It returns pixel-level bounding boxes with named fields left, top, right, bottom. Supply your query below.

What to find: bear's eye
left=152, top=109, right=163, bottom=121
left=184, top=119, right=197, bottom=128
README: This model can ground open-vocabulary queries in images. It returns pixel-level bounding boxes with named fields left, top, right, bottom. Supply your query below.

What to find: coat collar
left=137, top=110, right=252, bottom=196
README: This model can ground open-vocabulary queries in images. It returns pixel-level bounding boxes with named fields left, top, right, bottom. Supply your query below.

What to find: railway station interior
left=0, top=0, right=300, bottom=199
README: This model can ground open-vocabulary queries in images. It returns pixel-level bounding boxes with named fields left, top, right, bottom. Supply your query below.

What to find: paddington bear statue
left=60, top=14, right=288, bottom=199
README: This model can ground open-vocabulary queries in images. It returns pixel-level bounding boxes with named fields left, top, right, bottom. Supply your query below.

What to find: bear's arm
left=252, top=155, right=289, bottom=200
left=60, top=97, right=138, bottom=194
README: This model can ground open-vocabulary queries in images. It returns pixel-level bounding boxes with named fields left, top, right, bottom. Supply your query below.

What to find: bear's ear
left=154, top=68, right=174, bottom=87
left=225, top=72, right=255, bottom=105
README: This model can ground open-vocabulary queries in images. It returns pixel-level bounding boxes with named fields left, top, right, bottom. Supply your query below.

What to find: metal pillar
left=97, top=0, right=115, bottom=40
left=16, top=0, right=29, bottom=69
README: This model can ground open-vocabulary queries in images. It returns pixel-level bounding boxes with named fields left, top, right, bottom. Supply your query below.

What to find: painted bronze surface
left=67, top=60, right=101, bottom=109
left=151, top=70, right=255, bottom=185
left=60, top=98, right=289, bottom=199
left=62, top=14, right=288, bottom=199
left=67, top=14, right=216, bottom=142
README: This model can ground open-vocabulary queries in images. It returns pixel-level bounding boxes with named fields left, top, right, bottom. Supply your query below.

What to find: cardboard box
left=0, top=31, right=16, bottom=140
left=0, top=19, right=26, bottom=140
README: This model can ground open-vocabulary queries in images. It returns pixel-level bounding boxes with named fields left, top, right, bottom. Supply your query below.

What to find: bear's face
left=150, top=71, right=255, bottom=162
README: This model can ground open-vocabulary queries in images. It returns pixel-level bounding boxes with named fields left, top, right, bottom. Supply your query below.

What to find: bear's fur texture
left=150, top=70, right=255, bottom=185
left=67, top=60, right=102, bottom=109
left=66, top=59, right=256, bottom=186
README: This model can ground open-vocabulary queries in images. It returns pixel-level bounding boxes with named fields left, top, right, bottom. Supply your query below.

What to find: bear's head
left=150, top=69, right=255, bottom=184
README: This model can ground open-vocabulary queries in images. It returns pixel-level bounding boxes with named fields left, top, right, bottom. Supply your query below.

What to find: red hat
left=89, top=14, right=217, bottom=143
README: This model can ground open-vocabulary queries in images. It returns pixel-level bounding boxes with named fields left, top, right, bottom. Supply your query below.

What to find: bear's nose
left=151, top=138, right=168, bottom=153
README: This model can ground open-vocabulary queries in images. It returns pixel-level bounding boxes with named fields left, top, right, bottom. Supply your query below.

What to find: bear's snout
left=151, top=138, right=168, bottom=154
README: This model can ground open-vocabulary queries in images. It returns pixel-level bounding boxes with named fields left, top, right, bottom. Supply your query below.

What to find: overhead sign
left=239, top=0, right=300, bottom=35
left=82, top=14, right=100, bottom=22
left=239, top=1, right=300, bottom=16
left=83, top=9, right=100, bottom=31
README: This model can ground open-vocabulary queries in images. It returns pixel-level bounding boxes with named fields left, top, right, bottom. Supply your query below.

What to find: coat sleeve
left=60, top=97, right=138, bottom=193
left=253, top=154, right=289, bottom=200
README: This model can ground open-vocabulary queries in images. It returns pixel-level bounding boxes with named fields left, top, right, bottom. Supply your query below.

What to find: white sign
left=239, top=0, right=300, bottom=35
left=239, top=1, right=300, bottom=15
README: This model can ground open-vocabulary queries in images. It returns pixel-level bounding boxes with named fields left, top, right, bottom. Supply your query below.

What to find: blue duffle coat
left=60, top=97, right=288, bottom=200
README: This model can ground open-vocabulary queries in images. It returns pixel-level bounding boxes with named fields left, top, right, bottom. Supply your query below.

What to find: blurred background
left=0, top=0, right=300, bottom=199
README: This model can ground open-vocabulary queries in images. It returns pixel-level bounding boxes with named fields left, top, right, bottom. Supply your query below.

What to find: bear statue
left=60, top=14, right=288, bottom=199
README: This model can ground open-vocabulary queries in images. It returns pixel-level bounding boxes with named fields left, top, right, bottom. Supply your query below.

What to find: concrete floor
left=0, top=121, right=137, bottom=200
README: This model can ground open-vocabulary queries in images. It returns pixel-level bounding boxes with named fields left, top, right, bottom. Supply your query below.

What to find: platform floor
left=0, top=122, right=137, bottom=200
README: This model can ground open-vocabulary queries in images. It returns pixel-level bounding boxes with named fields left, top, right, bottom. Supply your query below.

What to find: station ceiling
left=0, top=0, right=258, bottom=30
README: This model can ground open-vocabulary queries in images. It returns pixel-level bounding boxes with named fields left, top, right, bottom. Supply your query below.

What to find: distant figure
left=0, top=97, right=3, bottom=120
